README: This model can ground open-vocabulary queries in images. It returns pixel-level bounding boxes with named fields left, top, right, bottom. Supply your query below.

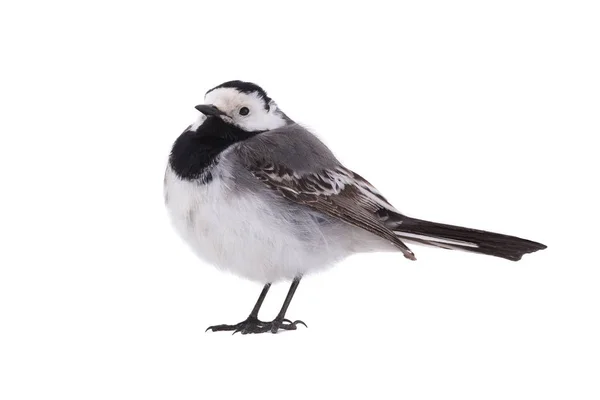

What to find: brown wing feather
left=250, top=162, right=416, bottom=260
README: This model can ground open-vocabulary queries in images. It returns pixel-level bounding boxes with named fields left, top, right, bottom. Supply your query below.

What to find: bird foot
left=205, top=316, right=307, bottom=335
left=205, top=315, right=263, bottom=334
left=240, top=317, right=307, bottom=335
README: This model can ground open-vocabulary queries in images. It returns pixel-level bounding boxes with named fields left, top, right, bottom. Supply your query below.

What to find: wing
left=234, top=126, right=416, bottom=260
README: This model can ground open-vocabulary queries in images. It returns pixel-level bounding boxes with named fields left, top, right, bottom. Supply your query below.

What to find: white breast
left=164, top=164, right=370, bottom=283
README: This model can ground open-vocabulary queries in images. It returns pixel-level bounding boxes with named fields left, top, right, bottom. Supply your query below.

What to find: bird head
left=192, top=80, right=292, bottom=132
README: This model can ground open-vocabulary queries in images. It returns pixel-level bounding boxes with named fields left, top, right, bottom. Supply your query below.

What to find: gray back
left=233, top=123, right=340, bottom=176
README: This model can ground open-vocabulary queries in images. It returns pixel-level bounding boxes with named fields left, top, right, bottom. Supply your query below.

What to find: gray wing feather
left=234, top=124, right=416, bottom=260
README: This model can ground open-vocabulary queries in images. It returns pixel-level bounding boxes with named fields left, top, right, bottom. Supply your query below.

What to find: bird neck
left=169, top=117, right=259, bottom=182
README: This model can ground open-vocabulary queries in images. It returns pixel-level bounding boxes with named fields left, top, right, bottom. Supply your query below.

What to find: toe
left=206, top=324, right=231, bottom=332
left=293, top=320, right=308, bottom=328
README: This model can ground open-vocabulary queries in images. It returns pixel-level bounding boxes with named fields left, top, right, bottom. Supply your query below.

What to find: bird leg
left=267, top=276, right=307, bottom=333
left=206, top=277, right=307, bottom=335
left=205, top=283, right=271, bottom=334
left=235, top=276, right=307, bottom=334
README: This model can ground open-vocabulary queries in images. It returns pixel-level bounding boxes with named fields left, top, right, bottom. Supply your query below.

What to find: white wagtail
left=164, top=80, right=546, bottom=334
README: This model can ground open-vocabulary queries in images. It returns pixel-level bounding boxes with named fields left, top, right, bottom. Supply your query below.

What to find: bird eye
left=239, top=107, right=249, bottom=116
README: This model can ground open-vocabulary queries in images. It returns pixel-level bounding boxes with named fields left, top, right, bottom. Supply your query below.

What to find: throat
left=169, top=117, right=258, bottom=182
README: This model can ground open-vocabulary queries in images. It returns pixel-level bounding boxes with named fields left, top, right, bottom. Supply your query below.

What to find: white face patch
left=202, top=87, right=287, bottom=132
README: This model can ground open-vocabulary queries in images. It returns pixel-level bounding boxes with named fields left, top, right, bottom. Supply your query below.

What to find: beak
left=195, top=104, right=226, bottom=117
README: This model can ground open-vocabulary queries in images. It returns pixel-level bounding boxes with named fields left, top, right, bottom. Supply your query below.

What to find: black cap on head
left=206, top=80, right=272, bottom=110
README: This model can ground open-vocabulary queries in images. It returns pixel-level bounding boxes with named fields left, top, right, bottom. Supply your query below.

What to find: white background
left=1, top=0, right=599, bottom=399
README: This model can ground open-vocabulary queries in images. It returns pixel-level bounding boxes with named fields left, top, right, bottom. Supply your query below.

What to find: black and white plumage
left=164, top=80, right=546, bottom=334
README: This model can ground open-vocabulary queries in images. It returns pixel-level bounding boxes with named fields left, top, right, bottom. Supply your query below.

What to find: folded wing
left=234, top=125, right=416, bottom=260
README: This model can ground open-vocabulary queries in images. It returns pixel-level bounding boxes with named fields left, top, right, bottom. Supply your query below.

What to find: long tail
left=389, top=215, right=546, bottom=261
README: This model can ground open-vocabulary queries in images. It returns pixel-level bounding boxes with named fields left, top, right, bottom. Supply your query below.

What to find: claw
left=267, top=318, right=308, bottom=333
left=278, top=319, right=306, bottom=327
left=294, top=320, right=308, bottom=328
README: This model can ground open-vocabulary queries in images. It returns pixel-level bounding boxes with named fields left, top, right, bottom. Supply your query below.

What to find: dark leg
left=239, top=276, right=307, bottom=334
left=249, top=283, right=271, bottom=318
left=205, top=283, right=271, bottom=333
left=267, top=276, right=307, bottom=333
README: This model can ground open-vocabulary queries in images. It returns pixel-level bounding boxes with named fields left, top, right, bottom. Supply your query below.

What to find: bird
left=164, top=80, right=547, bottom=334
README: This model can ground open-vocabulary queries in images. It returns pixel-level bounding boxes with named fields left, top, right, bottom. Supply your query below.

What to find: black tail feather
left=392, top=216, right=546, bottom=261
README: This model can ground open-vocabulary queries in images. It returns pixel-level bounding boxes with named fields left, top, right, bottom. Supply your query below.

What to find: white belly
left=164, top=166, right=359, bottom=283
